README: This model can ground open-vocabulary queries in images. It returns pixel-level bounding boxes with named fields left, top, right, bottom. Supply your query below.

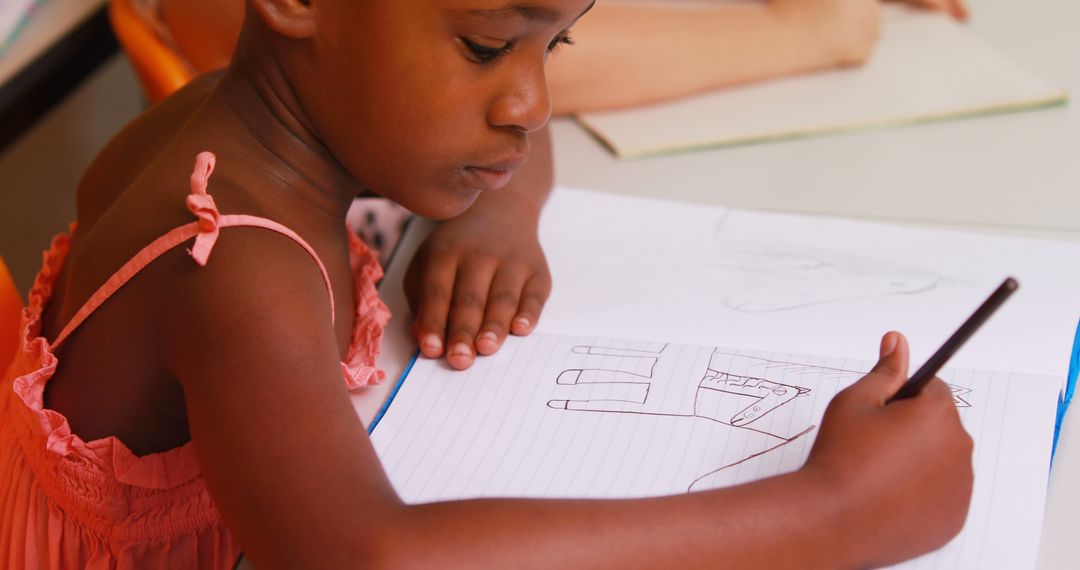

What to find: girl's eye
left=462, top=38, right=513, bottom=64
left=547, top=33, right=574, bottom=54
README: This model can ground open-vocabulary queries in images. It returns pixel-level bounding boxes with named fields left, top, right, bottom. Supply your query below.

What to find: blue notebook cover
left=368, top=350, right=419, bottom=434
left=1052, top=319, right=1080, bottom=460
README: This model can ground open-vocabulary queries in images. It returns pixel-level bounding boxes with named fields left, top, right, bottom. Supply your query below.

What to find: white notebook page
left=372, top=333, right=1060, bottom=569
left=536, top=188, right=1080, bottom=381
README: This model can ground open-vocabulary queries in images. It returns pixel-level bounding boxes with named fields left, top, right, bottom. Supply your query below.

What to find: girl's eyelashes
left=462, top=38, right=513, bottom=64
left=460, top=33, right=575, bottom=65
left=547, top=33, right=574, bottom=54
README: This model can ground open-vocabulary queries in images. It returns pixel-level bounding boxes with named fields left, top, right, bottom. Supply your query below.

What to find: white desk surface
left=0, top=0, right=106, bottom=87
left=361, top=0, right=1080, bottom=567
left=553, top=0, right=1080, bottom=241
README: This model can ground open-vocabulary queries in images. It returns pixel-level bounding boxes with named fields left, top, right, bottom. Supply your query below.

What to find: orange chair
left=0, top=256, right=23, bottom=373
left=108, top=0, right=194, bottom=104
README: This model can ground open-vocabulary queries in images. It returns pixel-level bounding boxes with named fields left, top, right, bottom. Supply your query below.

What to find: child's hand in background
left=769, top=0, right=883, bottom=66
left=769, top=0, right=968, bottom=70
left=802, top=331, right=974, bottom=568
left=900, top=0, right=969, bottom=21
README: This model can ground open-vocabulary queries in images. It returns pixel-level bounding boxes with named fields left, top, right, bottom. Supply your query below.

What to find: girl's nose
left=487, top=63, right=552, bottom=133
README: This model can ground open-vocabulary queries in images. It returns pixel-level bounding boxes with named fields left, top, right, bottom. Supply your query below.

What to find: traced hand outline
left=545, top=342, right=974, bottom=493
left=706, top=239, right=944, bottom=313
left=544, top=344, right=852, bottom=442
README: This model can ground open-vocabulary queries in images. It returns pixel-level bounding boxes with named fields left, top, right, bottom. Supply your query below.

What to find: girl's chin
left=401, top=188, right=483, bottom=221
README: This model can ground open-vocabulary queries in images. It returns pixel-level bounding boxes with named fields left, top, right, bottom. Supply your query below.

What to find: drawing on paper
left=547, top=344, right=841, bottom=439
left=951, top=385, right=972, bottom=407
left=706, top=230, right=946, bottom=312
left=547, top=343, right=973, bottom=492
left=546, top=344, right=837, bottom=492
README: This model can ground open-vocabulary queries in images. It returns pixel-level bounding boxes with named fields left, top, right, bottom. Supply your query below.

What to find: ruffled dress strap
left=50, top=152, right=338, bottom=352
left=340, top=228, right=390, bottom=388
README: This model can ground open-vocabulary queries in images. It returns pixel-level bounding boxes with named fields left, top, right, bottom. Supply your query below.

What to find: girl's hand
left=802, top=332, right=974, bottom=568
left=404, top=125, right=555, bottom=371
left=404, top=193, right=551, bottom=371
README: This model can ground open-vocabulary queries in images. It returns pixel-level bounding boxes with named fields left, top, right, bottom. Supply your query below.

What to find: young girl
left=0, top=1, right=972, bottom=568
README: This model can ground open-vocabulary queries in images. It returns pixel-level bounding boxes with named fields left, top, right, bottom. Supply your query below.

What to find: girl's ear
left=249, top=0, right=318, bottom=40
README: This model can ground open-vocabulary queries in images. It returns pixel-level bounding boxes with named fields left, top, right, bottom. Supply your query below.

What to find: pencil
left=888, top=277, right=1019, bottom=403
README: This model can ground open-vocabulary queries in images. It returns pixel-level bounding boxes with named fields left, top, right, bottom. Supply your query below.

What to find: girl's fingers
left=476, top=268, right=527, bottom=356
left=847, top=332, right=911, bottom=405
left=511, top=273, right=551, bottom=337
left=444, top=261, right=498, bottom=370
left=410, top=254, right=459, bottom=359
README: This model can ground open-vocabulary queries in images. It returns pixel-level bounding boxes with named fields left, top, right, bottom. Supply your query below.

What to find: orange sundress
left=0, top=153, right=390, bottom=568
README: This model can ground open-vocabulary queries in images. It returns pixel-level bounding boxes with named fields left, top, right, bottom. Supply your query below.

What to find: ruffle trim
left=341, top=229, right=390, bottom=389
left=9, top=184, right=391, bottom=492
left=11, top=226, right=201, bottom=490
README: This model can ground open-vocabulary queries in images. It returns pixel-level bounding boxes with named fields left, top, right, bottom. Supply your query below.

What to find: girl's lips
left=461, top=165, right=516, bottom=191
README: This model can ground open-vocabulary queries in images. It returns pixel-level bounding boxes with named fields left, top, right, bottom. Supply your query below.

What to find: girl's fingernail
left=422, top=334, right=442, bottom=353
left=880, top=333, right=898, bottom=358
left=450, top=342, right=472, bottom=358
left=513, top=317, right=531, bottom=332
left=478, top=331, right=498, bottom=346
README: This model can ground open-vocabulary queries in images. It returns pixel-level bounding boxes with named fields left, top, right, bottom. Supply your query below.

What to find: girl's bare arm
left=166, top=237, right=971, bottom=570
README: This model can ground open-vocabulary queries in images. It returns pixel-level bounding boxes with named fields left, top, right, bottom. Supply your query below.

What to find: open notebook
left=576, top=5, right=1068, bottom=158
left=370, top=188, right=1080, bottom=568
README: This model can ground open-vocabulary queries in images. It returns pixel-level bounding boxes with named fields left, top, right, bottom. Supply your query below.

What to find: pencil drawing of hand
left=696, top=359, right=809, bottom=431
left=544, top=341, right=973, bottom=494
left=706, top=240, right=943, bottom=313
left=545, top=345, right=857, bottom=442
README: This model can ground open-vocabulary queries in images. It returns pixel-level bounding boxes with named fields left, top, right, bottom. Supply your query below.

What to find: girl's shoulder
left=75, top=72, right=224, bottom=228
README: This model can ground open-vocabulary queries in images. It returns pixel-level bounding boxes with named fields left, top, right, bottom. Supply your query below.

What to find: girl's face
left=293, top=0, right=594, bottom=219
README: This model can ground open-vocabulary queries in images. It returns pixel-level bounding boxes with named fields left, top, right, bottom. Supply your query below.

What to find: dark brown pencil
left=888, top=277, right=1019, bottom=403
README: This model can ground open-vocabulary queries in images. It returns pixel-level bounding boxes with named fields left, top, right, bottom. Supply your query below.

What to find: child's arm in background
left=547, top=0, right=969, bottom=115
left=166, top=234, right=972, bottom=570
left=404, top=126, right=554, bottom=370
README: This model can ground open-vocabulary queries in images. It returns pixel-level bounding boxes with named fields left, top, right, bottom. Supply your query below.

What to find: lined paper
left=372, top=333, right=1060, bottom=569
